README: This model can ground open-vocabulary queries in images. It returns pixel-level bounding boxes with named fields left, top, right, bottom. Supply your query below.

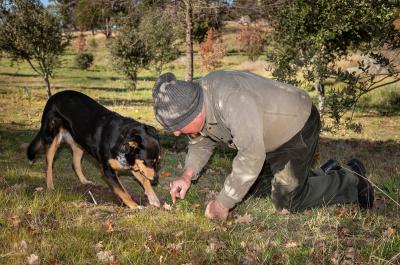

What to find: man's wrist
left=181, top=168, right=194, bottom=183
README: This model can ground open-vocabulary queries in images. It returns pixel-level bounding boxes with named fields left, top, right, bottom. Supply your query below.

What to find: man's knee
left=271, top=183, right=300, bottom=211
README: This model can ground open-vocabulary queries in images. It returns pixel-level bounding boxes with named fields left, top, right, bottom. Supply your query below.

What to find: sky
left=40, top=0, right=49, bottom=6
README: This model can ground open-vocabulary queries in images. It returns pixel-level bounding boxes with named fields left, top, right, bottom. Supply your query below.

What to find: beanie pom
left=153, top=72, right=176, bottom=98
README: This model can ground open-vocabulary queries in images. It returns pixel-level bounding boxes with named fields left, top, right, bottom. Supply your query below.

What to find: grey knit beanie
left=152, top=72, right=204, bottom=131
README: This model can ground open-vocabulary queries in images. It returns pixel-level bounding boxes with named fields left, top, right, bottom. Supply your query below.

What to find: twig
left=88, top=190, right=98, bottom=205
left=342, top=167, right=400, bottom=208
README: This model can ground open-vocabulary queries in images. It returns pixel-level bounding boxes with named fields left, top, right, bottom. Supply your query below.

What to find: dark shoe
left=320, top=158, right=341, bottom=173
left=347, top=158, right=374, bottom=209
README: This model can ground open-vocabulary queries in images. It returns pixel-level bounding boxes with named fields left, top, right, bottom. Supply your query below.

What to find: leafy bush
left=377, top=90, right=400, bottom=116
left=199, top=28, right=225, bottom=71
left=75, top=52, right=94, bottom=70
left=237, top=24, right=267, bottom=61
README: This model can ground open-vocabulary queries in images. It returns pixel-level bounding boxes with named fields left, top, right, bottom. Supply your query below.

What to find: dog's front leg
left=131, top=171, right=160, bottom=207
left=102, top=165, right=140, bottom=210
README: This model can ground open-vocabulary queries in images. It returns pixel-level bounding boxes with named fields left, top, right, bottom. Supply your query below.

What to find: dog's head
left=113, top=123, right=161, bottom=184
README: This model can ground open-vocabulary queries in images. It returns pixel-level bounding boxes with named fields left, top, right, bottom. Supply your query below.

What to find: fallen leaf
left=143, top=244, right=151, bottom=253
left=163, top=203, right=172, bottom=211
left=312, top=240, right=325, bottom=252
left=167, top=242, right=183, bottom=251
left=175, top=230, right=184, bottom=237
left=27, top=254, right=39, bottom=265
left=285, top=240, right=300, bottom=248
left=206, top=238, right=226, bottom=253
left=19, top=240, right=28, bottom=254
left=193, top=202, right=201, bottom=208
left=234, top=213, right=254, bottom=224
left=103, top=219, right=114, bottom=233
left=335, top=207, right=349, bottom=217
left=331, top=250, right=343, bottom=265
left=205, top=190, right=219, bottom=201
left=199, top=187, right=210, bottom=193
left=338, top=227, right=351, bottom=238
left=96, top=251, right=115, bottom=264
left=383, top=227, right=396, bottom=237
left=94, top=241, right=104, bottom=253
left=10, top=214, right=21, bottom=227
left=281, top=208, right=290, bottom=215
left=50, top=244, right=58, bottom=257
left=109, top=260, right=121, bottom=265
left=161, top=171, right=171, bottom=177
left=239, top=253, right=256, bottom=265
left=27, top=224, right=39, bottom=236
left=34, top=187, right=44, bottom=193
left=344, top=247, right=355, bottom=260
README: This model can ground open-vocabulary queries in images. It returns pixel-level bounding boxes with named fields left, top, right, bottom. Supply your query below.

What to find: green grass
left=0, top=32, right=399, bottom=264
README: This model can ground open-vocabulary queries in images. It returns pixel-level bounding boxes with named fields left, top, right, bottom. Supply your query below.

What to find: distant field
left=0, top=27, right=399, bottom=264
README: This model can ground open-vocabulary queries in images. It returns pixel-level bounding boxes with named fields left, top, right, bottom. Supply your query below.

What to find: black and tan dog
left=27, top=90, right=161, bottom=209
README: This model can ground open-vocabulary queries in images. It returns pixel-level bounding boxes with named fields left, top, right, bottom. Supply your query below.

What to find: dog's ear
left=128, top=140, right=139, bottom=149
left=145, top=125, right=158, bottom=139
left=127, top=134, right=142, bottom=149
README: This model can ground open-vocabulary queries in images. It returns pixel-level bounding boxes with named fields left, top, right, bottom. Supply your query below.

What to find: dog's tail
left=27, top=131, right=43, bottom=165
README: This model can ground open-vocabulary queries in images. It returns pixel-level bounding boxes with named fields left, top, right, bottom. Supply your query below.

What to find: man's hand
left=169, top=169, right=194, bottom=203
left=205, top=200, right=229, bottom=221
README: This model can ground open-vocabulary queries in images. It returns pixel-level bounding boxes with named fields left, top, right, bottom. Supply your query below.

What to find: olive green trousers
left=251, top=105, right=359, bottom=211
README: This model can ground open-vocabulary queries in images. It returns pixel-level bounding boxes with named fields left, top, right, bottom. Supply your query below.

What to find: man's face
left=173, top=105, right=206, bottom=136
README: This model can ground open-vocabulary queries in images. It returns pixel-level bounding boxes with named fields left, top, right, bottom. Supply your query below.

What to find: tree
left=138, top=6, right=180, bottom=75
left=169, top=0, right=229, bottom=81
left=74, top=0, right=100, bottom=33
left=237, top=23, right=268, bottom=61
left=267, top=0, right=400, bottom=120
left=0, top=0, right=70, bottom=98
left=199, top=28, right=224, bottom=70
left=110, top=20, right=151, bottom=90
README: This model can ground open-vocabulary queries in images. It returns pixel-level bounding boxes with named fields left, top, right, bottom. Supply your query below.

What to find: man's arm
left=185, top=135, right=218, bottom=180
left=170, top=135, right=217, bottom=203
left=216, top=92, right=266, bottom=209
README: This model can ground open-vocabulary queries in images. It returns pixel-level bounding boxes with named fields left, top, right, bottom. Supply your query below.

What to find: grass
left=0, top=31, right=399, bottom=264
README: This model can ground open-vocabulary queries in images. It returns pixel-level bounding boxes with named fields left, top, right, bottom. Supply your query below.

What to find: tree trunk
left=128, top=71, right=137, bottom=91
left=314, top=79, right=325, bottom=114
left=44, top=74, right=52, bottom=98
left=184, top=0, right=193, bottom=81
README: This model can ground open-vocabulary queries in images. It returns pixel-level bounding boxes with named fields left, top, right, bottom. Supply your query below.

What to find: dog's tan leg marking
left=132, top=160, right=155, bottom=180
left=108, top=159, right=124, bottom=171
left=61, top=129, right=93, bottom=185
left=45, top=133, right=61, bottom=190
left=104, top=176, right=140, bottom=209
left=131, top=170, right=160, bottom=207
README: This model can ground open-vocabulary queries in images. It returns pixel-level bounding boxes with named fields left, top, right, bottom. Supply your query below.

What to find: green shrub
left=75, top=52, right=94, bottom=70
left=378, top=90, right=400, bottom=116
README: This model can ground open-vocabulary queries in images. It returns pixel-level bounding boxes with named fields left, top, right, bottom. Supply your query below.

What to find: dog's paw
left=81, top=180, right=95, bottom=185
left=147, top=194, right=161, bottom=207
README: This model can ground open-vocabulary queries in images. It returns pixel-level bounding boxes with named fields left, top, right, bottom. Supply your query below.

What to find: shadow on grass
left=0, top=72, right=38, bottom=78
left=1, top=124, right=399, bottom=208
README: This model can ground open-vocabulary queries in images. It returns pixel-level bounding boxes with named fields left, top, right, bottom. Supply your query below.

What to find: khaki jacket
left=185, top=70, right=312, bottom=208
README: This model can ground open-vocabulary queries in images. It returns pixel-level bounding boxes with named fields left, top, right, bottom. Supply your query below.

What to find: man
left=152, top=70, right=374, bottom=221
